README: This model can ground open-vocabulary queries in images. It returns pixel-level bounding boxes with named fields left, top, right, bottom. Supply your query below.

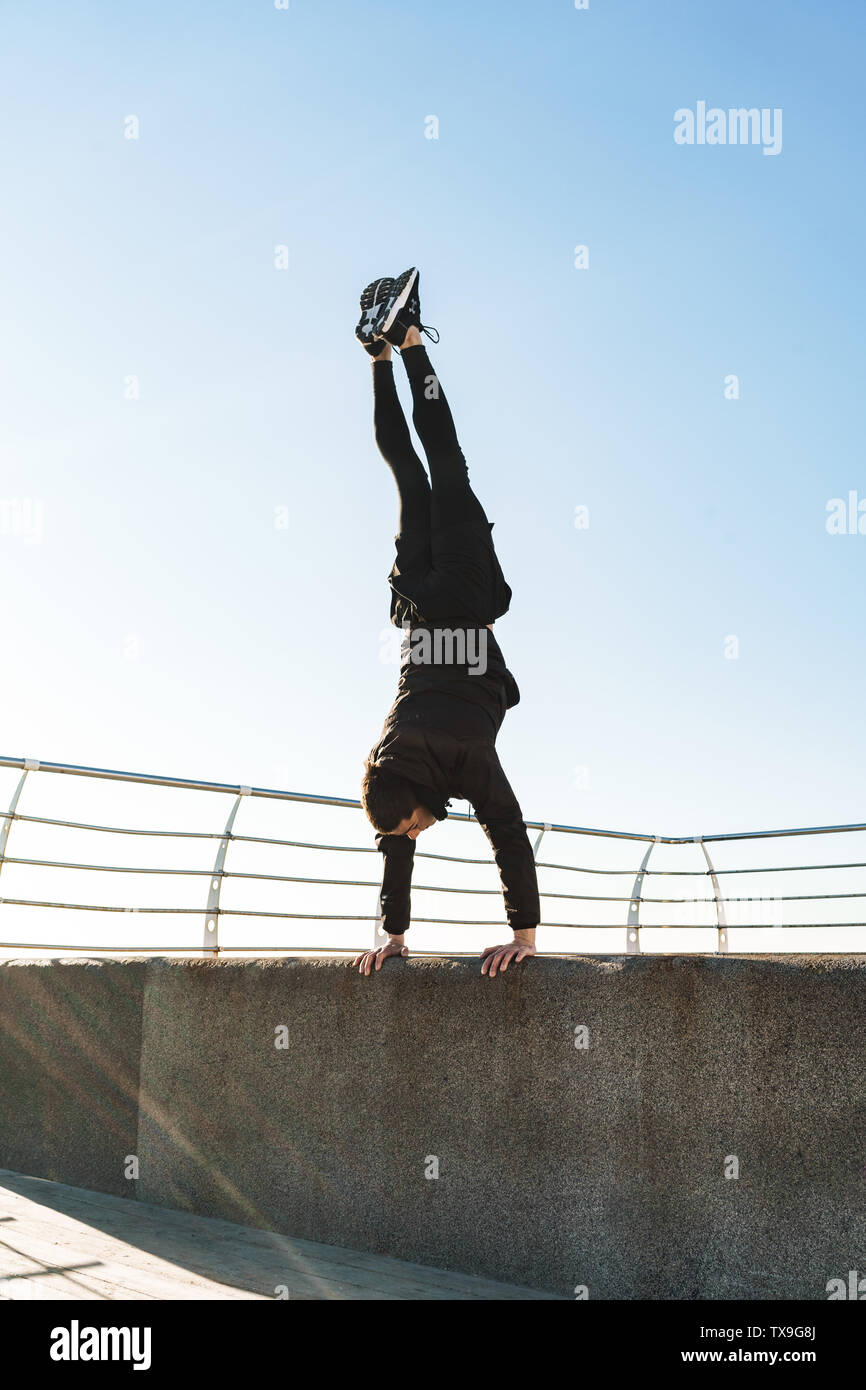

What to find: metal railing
left=0, top=755, right=864, bottom=956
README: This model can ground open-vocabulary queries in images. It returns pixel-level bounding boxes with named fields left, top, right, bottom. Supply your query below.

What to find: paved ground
left=0, top=1171, right=557, bottom=1301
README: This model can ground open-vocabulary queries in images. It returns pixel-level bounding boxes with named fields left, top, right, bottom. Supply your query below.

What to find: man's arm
left=376, top=831, right=415, bottom=935
left=459, top=746, right=540, bottom=976
left=479, top=810, right=541, bottom=934
left=352, top=833, right=415, bottom=975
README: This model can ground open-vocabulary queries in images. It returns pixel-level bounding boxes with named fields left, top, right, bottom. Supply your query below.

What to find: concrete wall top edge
left=2, top=952, right=865, bottom=977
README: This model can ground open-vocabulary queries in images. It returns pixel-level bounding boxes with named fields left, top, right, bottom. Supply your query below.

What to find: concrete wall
left=0, top=958, right=145, bottom=1197
left=1, top=953, right=864, bottom=1298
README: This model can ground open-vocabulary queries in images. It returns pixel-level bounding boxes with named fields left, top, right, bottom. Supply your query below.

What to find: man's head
left=361, top=764, right=438, bottom=839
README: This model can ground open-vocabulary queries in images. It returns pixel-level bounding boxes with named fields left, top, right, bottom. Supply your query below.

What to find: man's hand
left=480, top=930, right=536, bottom=978
left=352, top=939, right=409, bottom=976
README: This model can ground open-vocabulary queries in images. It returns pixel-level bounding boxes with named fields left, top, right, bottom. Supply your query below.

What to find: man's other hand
left=480, top=935, right=536, bottom=978
left=352, top=940, right=409, bottom=975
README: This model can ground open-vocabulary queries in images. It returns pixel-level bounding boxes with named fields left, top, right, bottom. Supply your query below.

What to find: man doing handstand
left=352, top=268, right=540, bottom=979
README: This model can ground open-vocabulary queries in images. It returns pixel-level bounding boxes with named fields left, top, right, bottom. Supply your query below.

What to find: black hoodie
left=366, top=624, right=540, bottom=936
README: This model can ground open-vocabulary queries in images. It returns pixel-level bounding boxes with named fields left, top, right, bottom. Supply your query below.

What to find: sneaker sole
left=379, top=267, right=419, bottom=336
left=356, top=277, right=393, bottom=343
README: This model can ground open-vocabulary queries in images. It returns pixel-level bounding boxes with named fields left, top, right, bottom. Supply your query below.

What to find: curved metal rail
left=0, top=755, right=864, bottom=956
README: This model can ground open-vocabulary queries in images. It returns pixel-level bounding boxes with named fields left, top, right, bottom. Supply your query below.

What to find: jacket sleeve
left=458, top=747, right=540, bottom=932
left=374, top=832, right=416, bottom=936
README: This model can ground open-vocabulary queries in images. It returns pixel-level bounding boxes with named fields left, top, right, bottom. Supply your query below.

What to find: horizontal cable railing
left=0, top=755, right=864, bottom=956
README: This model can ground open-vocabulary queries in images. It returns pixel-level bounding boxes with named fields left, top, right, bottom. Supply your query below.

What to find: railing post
left=627, top=838, right=659, bottom=954
left=532, top=823, right=552, bottom=861
left=204, top=787, right=249, bottom=955
left=371, top=893, right=384, bottom=949
left=696, top=837, right=728, bottom=954
left=531, top=824, right=551, bottom=939
left=0, top=761, right=37, bottom=882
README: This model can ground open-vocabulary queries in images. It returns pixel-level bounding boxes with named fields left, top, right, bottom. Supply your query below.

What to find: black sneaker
left=355, top=276, right=394, bottom=355
left=379, top=267, right=440, bottom=349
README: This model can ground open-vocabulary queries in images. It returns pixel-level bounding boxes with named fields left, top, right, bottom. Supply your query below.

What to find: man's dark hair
left=361, top=762, right=418, bottom=834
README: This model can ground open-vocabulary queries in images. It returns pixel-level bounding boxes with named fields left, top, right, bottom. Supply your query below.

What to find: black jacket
left=366, top=630, right=540, bottom=936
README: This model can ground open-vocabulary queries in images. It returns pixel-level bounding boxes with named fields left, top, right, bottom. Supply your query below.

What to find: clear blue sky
left=1, top=0, right=864, bottom=859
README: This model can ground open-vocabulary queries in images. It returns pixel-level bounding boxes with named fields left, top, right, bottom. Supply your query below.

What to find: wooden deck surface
left=0, top=1170, right=558, bottom=1301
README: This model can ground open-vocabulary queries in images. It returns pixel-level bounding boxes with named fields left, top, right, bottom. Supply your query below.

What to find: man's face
left=391, top=805, right=437, bottom=840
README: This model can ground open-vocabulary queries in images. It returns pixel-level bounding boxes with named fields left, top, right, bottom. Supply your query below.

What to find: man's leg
left=392, top=328, right=511, bottom=627
left=397, top=333, right=488, bottom=532
left=372, top=344, right=431, bottom=535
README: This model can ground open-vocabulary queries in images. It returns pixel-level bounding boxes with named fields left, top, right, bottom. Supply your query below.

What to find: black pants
left=373, top=346, right=512, bottom=629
